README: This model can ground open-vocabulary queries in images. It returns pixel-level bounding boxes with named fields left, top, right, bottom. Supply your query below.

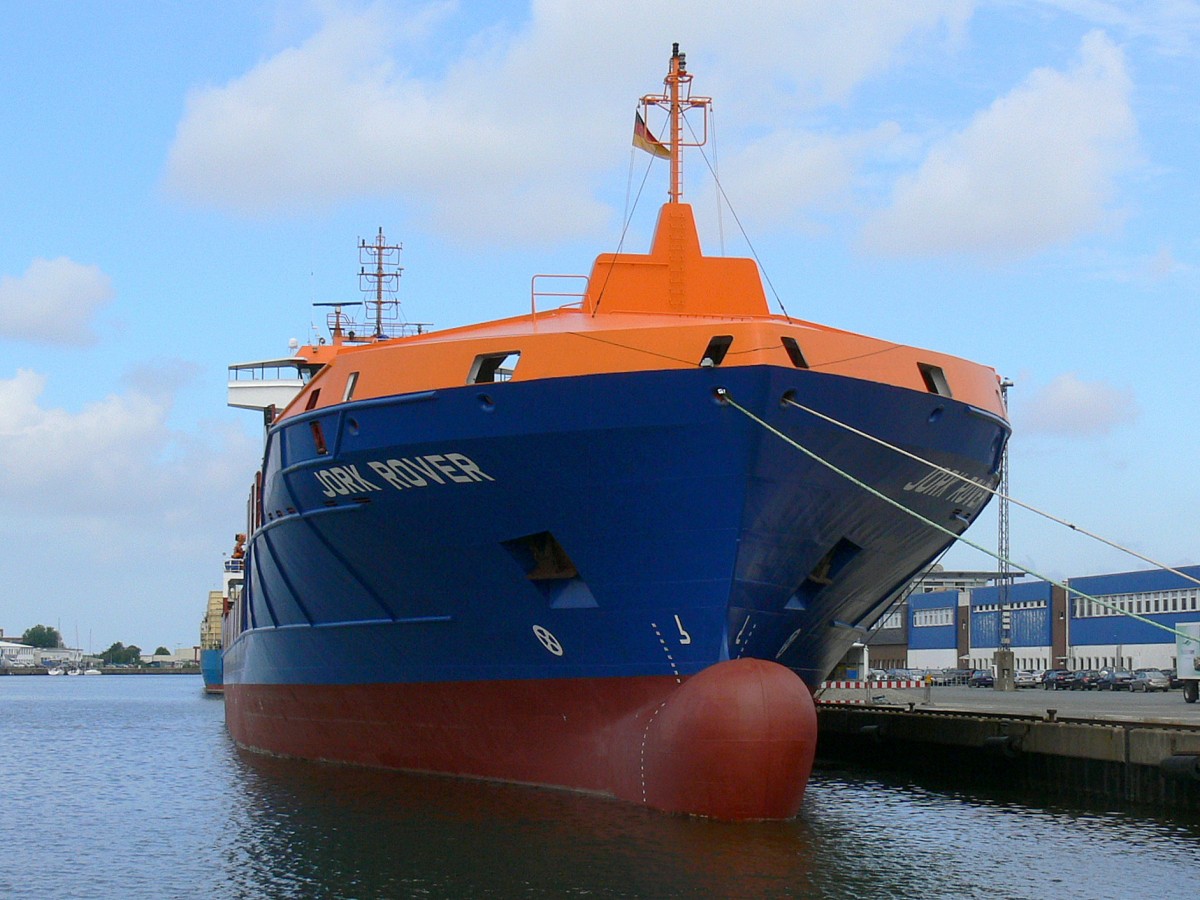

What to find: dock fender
left=982, top=733, right=1023, bottom=759
left=1159, top=753, right=1200, bottom=782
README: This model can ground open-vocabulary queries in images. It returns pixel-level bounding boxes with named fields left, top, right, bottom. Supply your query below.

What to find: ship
left=200, top=535, right=246, bottom=695
left=222, top=46, right=1009, bottom=820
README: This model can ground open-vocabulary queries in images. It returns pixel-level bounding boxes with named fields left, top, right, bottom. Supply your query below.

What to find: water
left=3, top=674, right=1198, bottom=898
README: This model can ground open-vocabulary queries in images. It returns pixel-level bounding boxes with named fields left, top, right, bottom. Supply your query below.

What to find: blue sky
left=2, top=1, right=1198, bottom=653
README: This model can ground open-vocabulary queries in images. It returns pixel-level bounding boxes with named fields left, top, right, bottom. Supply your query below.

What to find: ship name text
left=902, top=468, right=989, bottom=509
left=314, top=453, right=494, bottom=498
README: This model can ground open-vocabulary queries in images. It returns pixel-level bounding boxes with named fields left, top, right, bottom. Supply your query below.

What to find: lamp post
left=994, top=377, right=1016, bottom=691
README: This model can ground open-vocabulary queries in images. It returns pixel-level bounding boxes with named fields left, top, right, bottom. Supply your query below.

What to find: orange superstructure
left=274, top=43, right=1004, bottom=425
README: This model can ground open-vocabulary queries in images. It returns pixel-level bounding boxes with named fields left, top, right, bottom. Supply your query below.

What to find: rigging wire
left=710, top=105, right=725, bottom=255
left=781, top=395, right=1200, bottom=591
left=592, top=125, right=658, bottom=317
left=683, top=115, right=793, bottom=323
left=719, top=390, right=1199, bottom=645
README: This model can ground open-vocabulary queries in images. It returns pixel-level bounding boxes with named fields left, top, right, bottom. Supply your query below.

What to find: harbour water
left=3, top=674, right=1198, bottom=898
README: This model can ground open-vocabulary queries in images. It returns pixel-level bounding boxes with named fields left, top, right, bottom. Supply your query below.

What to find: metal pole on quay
left=994, top=377, right=1016, bottom=691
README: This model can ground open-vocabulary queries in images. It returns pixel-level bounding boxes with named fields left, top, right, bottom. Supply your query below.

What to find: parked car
left=969, top=670, right=995, bottom=688
left=1042, top=669, right=1074, bottom=690
left=1158, top=668, right=1182, bottom=689
left=1014, top=670, right=1039, bottom=688
left=1069, top=670, right=1102, bottom=690
left=1130, top=669, right=1170, bottom=692
left=1098, top=669, right=1134, bottom=690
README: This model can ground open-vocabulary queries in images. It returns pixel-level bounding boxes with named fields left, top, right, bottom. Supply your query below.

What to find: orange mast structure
left=641, top=42, right=711, bottom=204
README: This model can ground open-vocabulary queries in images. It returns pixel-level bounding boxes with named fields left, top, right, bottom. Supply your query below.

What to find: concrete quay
left=815, top=685, right=1200, bottom=810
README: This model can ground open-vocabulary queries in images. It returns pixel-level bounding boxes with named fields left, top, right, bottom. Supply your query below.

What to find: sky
left=2, top=0, right=1198, bottom=653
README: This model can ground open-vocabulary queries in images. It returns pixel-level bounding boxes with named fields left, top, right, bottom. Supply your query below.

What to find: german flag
left=633, top=112, right=670, bottom=159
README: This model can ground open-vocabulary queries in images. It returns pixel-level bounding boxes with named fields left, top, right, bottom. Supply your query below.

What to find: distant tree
left=100, top=642, right=144, bottom=665
left=154, top=646, right=169, bottom=656
left=22, top=625, right=62, bottom=649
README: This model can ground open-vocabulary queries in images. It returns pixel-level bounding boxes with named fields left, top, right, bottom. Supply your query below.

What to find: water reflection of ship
left=225, top=750, right=818, bottom=897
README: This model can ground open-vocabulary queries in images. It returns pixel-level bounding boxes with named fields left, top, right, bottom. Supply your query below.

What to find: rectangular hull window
left=917, top=363, right=952, bottom=398
left=700, top=335, right=733, bottom=367
left=781, top=336, right=809, bottom=369
left=469, top=351, right=521, bottom=384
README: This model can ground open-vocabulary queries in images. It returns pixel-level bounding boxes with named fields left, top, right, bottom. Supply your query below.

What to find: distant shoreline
left=0, top=667, right=200, bottom=676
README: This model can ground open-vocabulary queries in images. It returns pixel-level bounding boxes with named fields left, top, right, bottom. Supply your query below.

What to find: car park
left=1098, top=669, right=1134, bottom=690
left=1130, top=669, right=1170, bottom=692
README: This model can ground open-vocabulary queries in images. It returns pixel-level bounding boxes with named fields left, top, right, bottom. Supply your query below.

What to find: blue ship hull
left=200, top=647, right=223, bottom=695
left=227, top=364, right=1004, bottom=689
left=224, top=363, right=1003, bottom=816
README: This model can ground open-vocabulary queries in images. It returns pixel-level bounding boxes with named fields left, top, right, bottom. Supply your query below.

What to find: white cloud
left=0, top=366, right=260, bottom=651
left=860, top=30, right=1138, bottom=259
left=162, top=1, right=971, bottom=243
left=1034, top=0, right=1200, bottom=55
left=0, top=258, right=113, bottom=345
left=1017, top=371, right=1139, bottom=436
left=715, top=124, right=902, bottom=232
left=0, top=368, right=255, bottom=520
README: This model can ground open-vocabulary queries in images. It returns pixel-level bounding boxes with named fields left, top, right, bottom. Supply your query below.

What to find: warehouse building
left=844, top=563, right=1200, bottom=677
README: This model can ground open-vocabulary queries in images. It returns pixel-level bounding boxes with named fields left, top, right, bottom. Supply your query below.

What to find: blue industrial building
left=1065, top=565, right=1200, bottom=671
left=855, top=564, right=1200, bottom=675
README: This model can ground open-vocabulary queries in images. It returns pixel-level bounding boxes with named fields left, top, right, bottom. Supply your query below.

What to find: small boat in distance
left=200, top=535, right=246, bottom=695
left=222, top=45, right=1009, bottom=819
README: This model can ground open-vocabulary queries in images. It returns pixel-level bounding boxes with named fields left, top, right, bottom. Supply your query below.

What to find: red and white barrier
left=820, top=680, right=923, bottom=690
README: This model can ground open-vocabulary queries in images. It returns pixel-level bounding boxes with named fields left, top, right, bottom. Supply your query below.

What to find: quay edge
left=816, top=704, right=1200, bottom=811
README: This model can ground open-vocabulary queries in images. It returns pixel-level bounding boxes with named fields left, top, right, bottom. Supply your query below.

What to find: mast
left=359, top=227, right=402, bottom=339
left=641, top=43, right=711, bottom=205
left=668, top=44, right=686, bottom=203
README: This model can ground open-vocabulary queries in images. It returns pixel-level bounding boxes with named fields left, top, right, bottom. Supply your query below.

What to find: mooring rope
left=719, top=389, right=1198, bottom=645
left=782, top=395, right=1200, bottom=592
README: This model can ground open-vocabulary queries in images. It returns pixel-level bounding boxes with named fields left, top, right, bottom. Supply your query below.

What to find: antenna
left=359, top=227, right=402, bottom=338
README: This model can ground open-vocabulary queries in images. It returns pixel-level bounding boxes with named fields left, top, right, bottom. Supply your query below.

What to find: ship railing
left=228, top=359, right=316, bottom=383
left=224, top=558, right=244, bottom=573
left=531, top=274, right=588, bottom=316
left=335, top=321, right=435, bottom=342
